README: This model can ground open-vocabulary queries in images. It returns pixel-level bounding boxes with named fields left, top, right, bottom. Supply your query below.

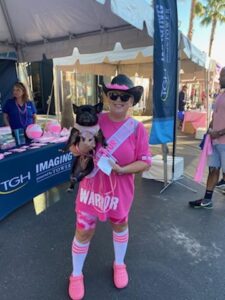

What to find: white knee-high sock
left=72, top=237, right=90, bottom=276
left=113, top=228, right=129, bottom=265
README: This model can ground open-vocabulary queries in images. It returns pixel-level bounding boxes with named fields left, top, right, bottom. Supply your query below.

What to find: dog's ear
left=94, top=102, right=103, bottom=113
left=73, top=104, right=78, bottom=114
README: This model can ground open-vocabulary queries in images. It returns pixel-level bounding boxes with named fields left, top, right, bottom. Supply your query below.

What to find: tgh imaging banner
left=150, top=0, right=178, bottom=144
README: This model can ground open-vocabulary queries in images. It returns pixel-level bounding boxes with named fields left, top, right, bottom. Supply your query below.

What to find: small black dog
left=63, top=102, right=107, bottom=192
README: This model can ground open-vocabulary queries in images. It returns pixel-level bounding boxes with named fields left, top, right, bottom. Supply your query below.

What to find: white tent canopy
left=53, top=32, right=214, bottom=119
left=0, top=0, right=154, bottom=62
left=53, top=33, right=211, bottom=78
left=53, top=43, right=151, bottom=76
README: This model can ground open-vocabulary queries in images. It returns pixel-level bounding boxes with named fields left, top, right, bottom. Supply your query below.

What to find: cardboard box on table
left=142, top=155, right=184, bottom=182
left=183, top=121, right=195, bottom=134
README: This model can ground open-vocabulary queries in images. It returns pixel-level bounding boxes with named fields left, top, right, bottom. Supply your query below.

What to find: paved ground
left=1, top=119, right=225, bottom=300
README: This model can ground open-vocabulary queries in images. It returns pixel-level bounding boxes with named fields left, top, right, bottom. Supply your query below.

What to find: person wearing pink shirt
left=68, top=74, right=151, bottom=300
left=189, top=67, right=225, bottom=209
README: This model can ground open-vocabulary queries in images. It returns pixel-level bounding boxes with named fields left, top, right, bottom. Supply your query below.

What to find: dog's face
left=73, top=103, right=103, bottom=126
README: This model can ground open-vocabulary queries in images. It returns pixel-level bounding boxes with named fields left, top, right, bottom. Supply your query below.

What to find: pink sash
left=194, top=134, right=212, bottom=183
left=87, top=117, right=138, bottom=178
left=80, top=118, right=138, bottom=220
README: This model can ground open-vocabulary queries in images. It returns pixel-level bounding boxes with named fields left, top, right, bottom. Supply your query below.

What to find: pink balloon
left=45, top=121, right=61, bottom=134
left=26, top=124, right=43, bottom=139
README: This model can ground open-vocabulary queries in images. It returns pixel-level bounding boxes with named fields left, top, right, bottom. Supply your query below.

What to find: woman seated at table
left=3, top=82, right=37, bottom=138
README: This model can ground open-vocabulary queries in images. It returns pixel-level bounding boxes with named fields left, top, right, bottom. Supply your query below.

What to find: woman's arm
left=33, top=113, right=37, bottom=124
left=111, top=160, right=149, bottom=175
left=209, top=128, right=225, bottom=139
left=3, top=113, right=10, bottom=126
left=30, top=101, right=37, bottom=124
left=208, top=113, right=225, bottom=139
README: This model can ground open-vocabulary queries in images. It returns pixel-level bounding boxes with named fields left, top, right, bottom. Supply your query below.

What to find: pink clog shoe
left=68, top=274, right=84, bottom=300
left=113, top=263, right=129, bottom=289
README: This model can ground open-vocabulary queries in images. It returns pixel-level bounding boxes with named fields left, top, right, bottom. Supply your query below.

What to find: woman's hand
left=110, top=160, right=150, bottom=175
left=110, top=162, right=124, bottom=174
left=208, top=130, right=221, bottom=139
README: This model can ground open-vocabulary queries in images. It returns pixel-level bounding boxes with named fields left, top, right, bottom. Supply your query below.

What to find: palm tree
left=187, top=0, right=197, bottom=41
left=195, top=0, right=225, bottom=57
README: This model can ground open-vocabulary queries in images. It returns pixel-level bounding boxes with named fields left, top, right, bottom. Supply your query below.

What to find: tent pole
left=171, top=43, right=180, bottom=181
left=53, top=66, right=60, bottom=122
left=160, top=143, right=174, bottom=193
left=161, top=39, right=180, bottom=193
left=160, top=50, right=180, bottom=193
left=205, top=68, right=209, bottom=128
left=0, top=0, right=17, bottom=47
left=46, top=82, right=54, bottom=119
left=160, top=35, right=197, bottom=194
left=162, top=144, right=168, bottom=184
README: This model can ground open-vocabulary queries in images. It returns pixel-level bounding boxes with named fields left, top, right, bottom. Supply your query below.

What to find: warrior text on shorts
left=79, top=188, right=119, bottom=212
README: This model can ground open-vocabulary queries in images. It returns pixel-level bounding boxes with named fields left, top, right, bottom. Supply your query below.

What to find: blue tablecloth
left=0, top=143, right=74, bottom=220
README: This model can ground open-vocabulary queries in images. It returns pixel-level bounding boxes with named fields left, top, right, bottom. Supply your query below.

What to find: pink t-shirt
left=75, top=112, right=151, bottom=221
left=213, top=92, right=225, bottom=144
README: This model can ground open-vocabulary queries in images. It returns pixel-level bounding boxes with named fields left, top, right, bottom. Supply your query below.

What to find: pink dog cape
left=194, top=134, right=212, bottom=183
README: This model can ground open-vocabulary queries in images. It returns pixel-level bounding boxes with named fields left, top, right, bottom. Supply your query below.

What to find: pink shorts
left=76, top=211, right=128, bottom=231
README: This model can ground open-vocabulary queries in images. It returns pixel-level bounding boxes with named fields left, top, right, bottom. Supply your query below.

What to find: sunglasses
left=107, top=91, right=133, bottom=102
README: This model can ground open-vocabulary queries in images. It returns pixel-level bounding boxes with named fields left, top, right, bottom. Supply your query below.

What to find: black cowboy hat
left=102, top=74, right=143, bottom=106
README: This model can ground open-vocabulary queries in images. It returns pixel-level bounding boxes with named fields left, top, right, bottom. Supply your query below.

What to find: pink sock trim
left=113, top=228, right=129, bottom=243
left=72, top=239, right=89, bottom=255
left=113, top=232, right=129, bottom=243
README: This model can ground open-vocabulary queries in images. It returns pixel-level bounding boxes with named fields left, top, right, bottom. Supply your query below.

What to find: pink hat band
left=103, top=74, right=144, bottom=106
left=106, top=83, right=130, bottom=91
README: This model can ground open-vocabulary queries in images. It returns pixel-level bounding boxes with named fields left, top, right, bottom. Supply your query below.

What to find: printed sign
left=0, top=143, right=74, bottom=220
left=150, top=0, right=178, bottom=144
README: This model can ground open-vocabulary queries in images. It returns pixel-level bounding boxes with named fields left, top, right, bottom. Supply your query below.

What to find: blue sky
left=177, top=0, right=225, bottom=66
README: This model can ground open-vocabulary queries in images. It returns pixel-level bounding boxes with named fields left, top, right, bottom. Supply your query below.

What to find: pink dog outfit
left=75, top=112, right=152, bottom=223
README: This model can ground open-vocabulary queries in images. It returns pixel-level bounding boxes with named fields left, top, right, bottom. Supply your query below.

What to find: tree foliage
left=194, top=0, right=225, bottom=56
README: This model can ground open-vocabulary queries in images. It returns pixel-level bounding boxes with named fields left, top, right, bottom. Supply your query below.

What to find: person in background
left=201, top=90, right=206, bottom=108
left=3, top=82, right=37, bottom=133
left=68, top=74, right=151, bottom=300
left=189, top=67, right=225, bottom=208
left=178, top=85, right=187, bottom=129
left=215, top=172, right=225, bottom=193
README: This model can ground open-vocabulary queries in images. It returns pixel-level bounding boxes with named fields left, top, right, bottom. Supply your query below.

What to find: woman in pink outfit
left=68, top=74, right=152, bottom=300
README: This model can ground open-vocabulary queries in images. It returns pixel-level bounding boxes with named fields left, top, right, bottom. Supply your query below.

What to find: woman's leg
left=111, top=219, right=129, bottom=265
left=71, top=228, right=95, bottom=276
left=110, top=218, right=129, bottom=289
left=71, top=211, right=97, bottom=276
left=69, top=212, right=97, bottom=300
